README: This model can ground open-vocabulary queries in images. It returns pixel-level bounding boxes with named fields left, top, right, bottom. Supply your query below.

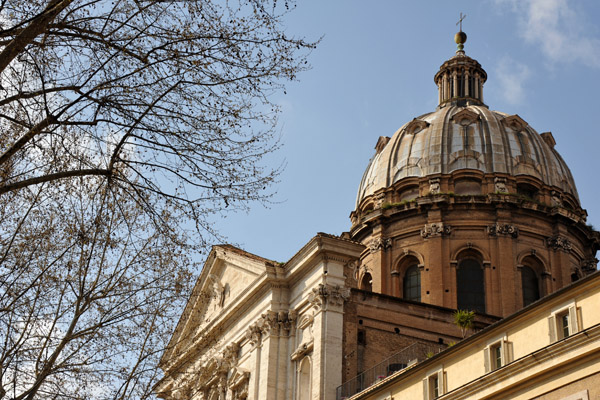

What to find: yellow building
left=348, top=270, right=600, bottom=400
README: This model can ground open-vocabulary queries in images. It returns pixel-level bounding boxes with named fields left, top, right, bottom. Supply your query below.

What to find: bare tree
left=0, top=0, right=314, bottom=398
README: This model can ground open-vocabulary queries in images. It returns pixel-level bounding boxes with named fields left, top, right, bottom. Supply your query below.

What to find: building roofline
left=351, top=269, right=600, bottom=398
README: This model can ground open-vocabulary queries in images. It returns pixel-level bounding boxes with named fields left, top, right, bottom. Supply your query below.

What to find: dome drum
left=353, top=170, right=584, bottom=227
left=351, top=186, right=598, bottom=316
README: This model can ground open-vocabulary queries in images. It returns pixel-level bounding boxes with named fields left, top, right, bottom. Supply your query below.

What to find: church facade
left=155, top=30, right=599, bottom=400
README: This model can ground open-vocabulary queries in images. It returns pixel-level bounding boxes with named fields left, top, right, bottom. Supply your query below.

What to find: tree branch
left=0, top=0, right=74, bottom=75
left=0, top=169, right=111, bottom=194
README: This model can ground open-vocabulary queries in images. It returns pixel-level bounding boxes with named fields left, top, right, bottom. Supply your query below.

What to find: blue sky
left=211, top=0, right=600, bottom=262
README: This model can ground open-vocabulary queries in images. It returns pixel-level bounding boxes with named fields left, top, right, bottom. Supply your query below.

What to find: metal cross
left=456, top=12, right=467, bottom=31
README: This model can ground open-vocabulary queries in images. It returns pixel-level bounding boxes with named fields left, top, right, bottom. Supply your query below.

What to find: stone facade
left=155, top=235, right=365, bottom=400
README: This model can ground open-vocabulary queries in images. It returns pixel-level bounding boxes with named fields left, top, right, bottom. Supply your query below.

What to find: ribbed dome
left=356, top=104, right=579, bottom=208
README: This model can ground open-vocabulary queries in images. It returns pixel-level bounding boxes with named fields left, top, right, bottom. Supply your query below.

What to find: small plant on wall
left=454, top=309, right=475, bottom=339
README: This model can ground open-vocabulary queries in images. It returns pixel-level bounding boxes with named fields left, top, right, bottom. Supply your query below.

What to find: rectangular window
left=558, top=311, right=570, bottom=339
left=423, top=370, right=444, bottom=400
left=492, top=343, right=502, bottom=370
left=484, top=336, right=511, bottom=373
left=430, top=375, right=439, bottom=398
left=548, top=303, right=579, bottom=343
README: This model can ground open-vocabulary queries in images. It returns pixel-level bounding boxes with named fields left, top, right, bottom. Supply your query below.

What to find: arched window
left=457, top=256, right=485, bottom=313
left=403, top=265, right=421, bottom=302
left=360, top=273, right=372, bottom=292
left=521, top=266, right=540, bottom=307
left=298, top=356, right=311, bottom=400
left=520, top=255, right=545, bottom=307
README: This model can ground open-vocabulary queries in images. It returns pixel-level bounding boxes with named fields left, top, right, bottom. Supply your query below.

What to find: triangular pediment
left=503, top=114, right=528, bottom=132
left=451, top=108, right=480, bottom=126
left=160, top=245, right=273, bottom=368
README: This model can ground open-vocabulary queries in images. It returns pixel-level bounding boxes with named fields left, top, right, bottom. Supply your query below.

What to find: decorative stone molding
left=582, top=257, right=598, bottom=274
left=546, top=235, right=572, bottom=252
left=285, top=309, right=298, bottom=335
left=291, top=340, right=314, bottom=361
left=197, top=358, right=229, bottom=399
left=487, top=223, right=519, bottom=238
left=308, top=284, right=350, bottom=311
left=369, top=237, right=392, bottom=252
left=503, top=115, right=528, bottom=132
left=429, top=178, right=441, bottom=195
left=229, top=368, right=250, bottom=400
left=420, top=223, right=452, bottom=238
left=551, top=190, right=563, bottom=207
left=222, top=343, right=240, bottom=365
left=260, top=311, right=279, bottom=335
left=322, top=253, right=356, bottom=264
left=451, top=108, right=479, bottom=126
left=375, top=192, right=386, bottom=208
left=405, top=119, right=430, bottom=134
left=244, top=323, right=262, bottom=347
left=346, top=260, right=359, bottom=282
left=207, top=273, right=226, bottom=308
left=375, top=136, right=391, bottom=154
left=494, top=177, right=508, bottom=193
left=257, top=310, right=297, bottom=337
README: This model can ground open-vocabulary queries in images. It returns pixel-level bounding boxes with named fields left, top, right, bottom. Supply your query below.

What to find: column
left=452, top=70, right=458, bottom=98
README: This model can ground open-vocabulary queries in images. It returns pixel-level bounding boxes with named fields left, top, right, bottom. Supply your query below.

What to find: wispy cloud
left=495, top=0, right=600, bottom=68
left=495, top=56, right=531, bottom=105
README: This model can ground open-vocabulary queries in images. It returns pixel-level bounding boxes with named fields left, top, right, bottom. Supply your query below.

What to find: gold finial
left=454, top=12, right=467, bottom=54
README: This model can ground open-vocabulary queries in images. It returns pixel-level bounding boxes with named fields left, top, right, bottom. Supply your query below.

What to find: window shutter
left=568, top=305, right=579, bottom=334
left=548, top=316, right=556, bottom=343
left=483, top=346, right=490, bottom=373
left=423, top=378, right=429, bottom=400
left=438, top=370, right=446, bottom=396
left=442, top=371, right=448, bottom=394
left=503, top=340, right=513, bottom=364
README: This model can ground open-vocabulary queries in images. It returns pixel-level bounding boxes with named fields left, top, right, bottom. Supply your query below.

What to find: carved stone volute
left=488, top=223, right=519, bottom=238
left=421, top=223, right=452, bottom=238
left=546, top=235, right=572, bottom=252
left=369, top=237, right=392, bottom=252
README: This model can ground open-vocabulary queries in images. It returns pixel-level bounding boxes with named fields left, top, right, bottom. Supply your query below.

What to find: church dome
left=356, top=105, right=579, bottom=208
left=348, top=28, right=598, bottom=320
left=355, top=36, right=579, bottom=211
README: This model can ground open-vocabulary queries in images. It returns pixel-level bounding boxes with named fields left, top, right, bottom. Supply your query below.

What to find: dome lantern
left=434, top=21, right=487, bottom=108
